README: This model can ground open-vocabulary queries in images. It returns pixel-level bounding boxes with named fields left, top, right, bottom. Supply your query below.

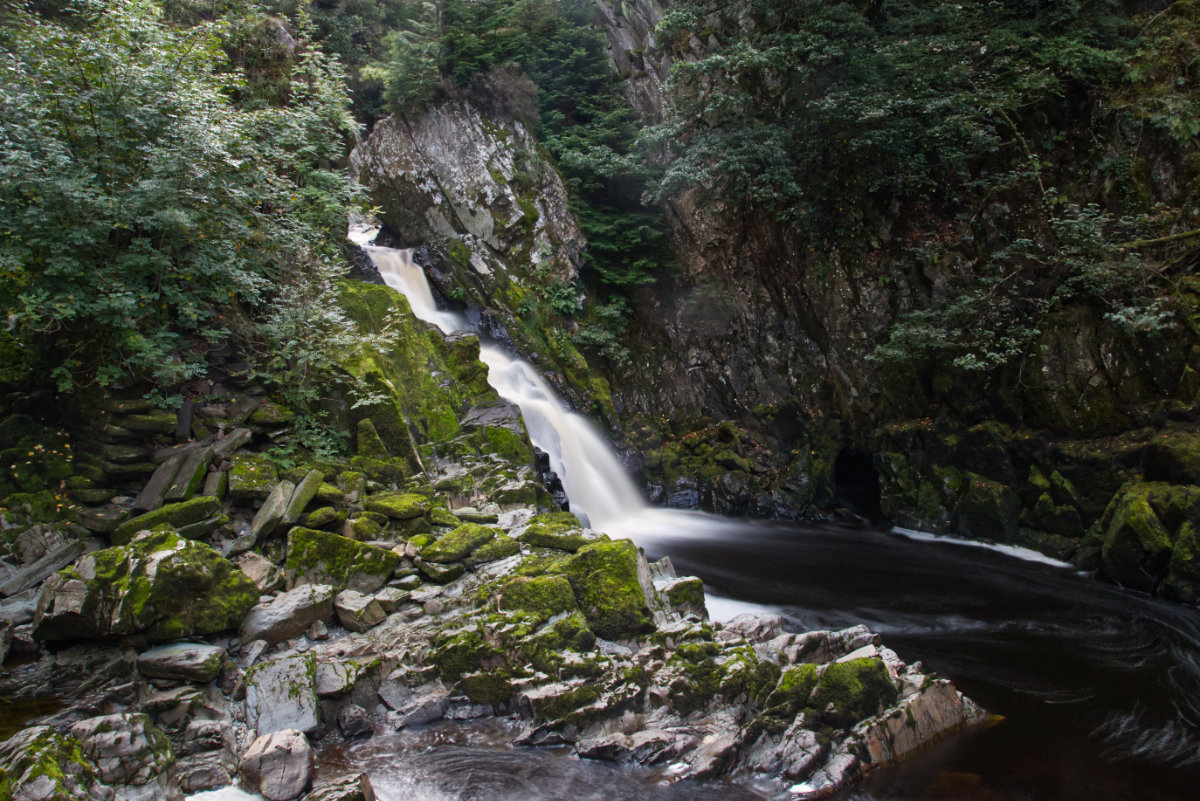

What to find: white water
left=353, top=228, right=645, bottom=529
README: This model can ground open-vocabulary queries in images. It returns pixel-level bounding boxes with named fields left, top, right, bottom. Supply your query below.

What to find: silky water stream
left=313, top=230, right=1200, bottom=801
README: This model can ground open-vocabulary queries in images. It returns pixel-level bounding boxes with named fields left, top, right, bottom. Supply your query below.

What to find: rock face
left=32, top=529, right=257, bottom=644
left=245, top=653, right=320, bottom=735
left=70, top=713, right=182, bottom=801
left=238, top=730, right=312, bottom=801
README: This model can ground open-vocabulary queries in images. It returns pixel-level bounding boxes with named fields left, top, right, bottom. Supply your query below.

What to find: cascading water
left=351, top=226, right=646, bottom=530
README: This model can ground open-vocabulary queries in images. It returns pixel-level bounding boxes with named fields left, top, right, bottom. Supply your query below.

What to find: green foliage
left=0, top=0, right=362, bottom=396
left=651, top=0, right=1130, bottom=242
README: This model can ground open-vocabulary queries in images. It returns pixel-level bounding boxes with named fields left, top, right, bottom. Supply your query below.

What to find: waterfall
left=351, top=228, right=646, bottom=529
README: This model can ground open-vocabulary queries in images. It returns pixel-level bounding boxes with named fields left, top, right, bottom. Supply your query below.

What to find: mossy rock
left=499, top=575, right=576, bottom=623
left=1090, top=482, right=1194, bottom=594
left=366, top=492, right=431, bottom=520
left=0, top=725, right=106, bottom=800
left=810, top=657, right=897, bottom=729
left=304, top=507, right=342, bottom=528
left=952, top=473, right=1020, bottom=542
left=562, top=540, right=654, bottom=641
left=285, top=527, right=400, bottom=594
left=1144, top=430, right=1200, bottom=484
left=415, top=558, right=465, bottom=583
left=33, top=529, right=257, bottom=643
left=110, top=495, right=221, bottom=546
left=249, top=400, right=295, bottom=426
left=431, top=626, right=500, bottom=681
left=520, top=513, right=591, bottom=553
left=460, top=669, right=515, bottom=705
left=1162, top=520, right=1200, bottom=604
left=468, top=535, right=521, bottom=565
left=228, top=453, right=278, bottom=501
left=357, top=418, right=391, bottom=460
left=421, top=523, right=497, bottom=563
left=765, top=663, right=819, bottom=716
left=315, top=483, right=346, bottom=505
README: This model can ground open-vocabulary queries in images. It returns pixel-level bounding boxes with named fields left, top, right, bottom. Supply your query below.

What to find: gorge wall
left=351, top=0, right=1200, bottom=603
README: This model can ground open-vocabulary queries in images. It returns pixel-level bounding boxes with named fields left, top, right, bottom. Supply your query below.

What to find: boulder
left=228, top=453, right=279, bottom=501
left=110, top=496, right=222, bottom=546
left=283, top=470, right=324, bottom=525
left=0, top=725, right=113, bottom=801
left=336, top=706, right=374, bottom=741
left=378, top=678, right=449, bottom=727
left=285, top=528, right=400, bottom=593
left=137, top=642, right=227, bottom=683
left=134, top=452, right=185, bottom=511
left=562, top=540, right=656, bottom=640
left=33, top=530, right=258, bottom=644
left=71, top=713, right=182, bottom=801
left=164, top=446, right=214, bottom=502
left=250, top=480, right=297, bottom=540
left=235, top=551, right=285, bottom=593
left=239, top=729, right=312, bottom=801
left=334, top=590, right=387, bottom=632
left=364, top=492, right=430, bottom=520
left=518, top=512, right=592, bottom=552
left=239, top=583, right=337, bottom=645
left=421, top=523, right=497, bottom=563
left=246, top=653, right=320, bottom=735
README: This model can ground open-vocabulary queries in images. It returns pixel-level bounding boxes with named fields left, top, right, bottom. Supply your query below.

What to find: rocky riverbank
left=0, top=279, right=984, bottom=800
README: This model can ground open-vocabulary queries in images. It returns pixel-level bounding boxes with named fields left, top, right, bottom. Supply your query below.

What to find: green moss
left=765, top=663, right=819, bottom=715
left=303, top=507, right=341, bottom=528
left=1163, top=520, right=1200, bottom=603
left=811, top=657, right=898, bottom=729
left=366, top=492, right=431, bottom=520
left=228, top=453, right=278, bottom=501
left=1097, top=483, right=1175, bottom=593
left=499, top=575, right=576, bottom=622
left=534, top=683, right=599, bottom=721
left=421, top=523, right=498, bottom=563
left=285, top=527, right=400, bottom=592
left=469, top=535, right=521, bottom=565
left=952, top=473, right=1021, bottom=542
left=0, top=726, right=105, bottom=800
left=111, top=495, right=221, bottom=545
left=357, top=418, right=391, bottom=460
left=431, top=626, right=498, bottom=680
left=664, top=577, right=706, bottom=614
left=520, top=513, right=590, bottom=552
left=461, top=669, right=515, bottom=705
left=562, top=540, right=654, bottom=640
left=315, top=482, right=346, bottom=505
left=415, top=558, right=465, bottom=583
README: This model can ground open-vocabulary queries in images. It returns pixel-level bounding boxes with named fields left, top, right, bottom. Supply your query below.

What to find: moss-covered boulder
left=562, top=540, right=655, bottom=640
left=285, top=527, right=400, bottom=593
left=421, top=523, right=498, bottom=563
left=952, top=473, right=1021, bottom=542
left=0, top=725, right=110, bottom=801
left=110, top=495, right=221, bottom=546
left=765, top=663, right=820, bottom=716
left=519, top=512, right=591, bottom=552
left=366, top=492, right=431, bottom=520
left=811, top=657, right=898, bottom=729
left=499, top=575, right=576, bottom=623
left=32, top=529, right=257, bottom=644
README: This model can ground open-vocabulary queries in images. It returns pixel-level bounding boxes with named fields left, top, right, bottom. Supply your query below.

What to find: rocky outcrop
left=32, top=529, right=257, bottom=644
left=238, top=730, right=312, bottom=801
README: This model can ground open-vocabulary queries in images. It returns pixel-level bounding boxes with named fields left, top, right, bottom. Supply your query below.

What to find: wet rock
left=71, top=712, right=182, bottom=801
left=562, top=540, right=656, bottom=640
left=721, top=613, right=785, bottom=644
left=239, top=729, right=312, bottom=801
left=378, top=677, right=449, bottom=727
left=138, top=643, right=227, bottom=683
left=239, top=583, right=337, bottom=645
left=336, top=704, right=374, bottom=740
left=33, top=530, right=257, bottom=644
left=285, top=528, right=400, bottom=594
left=0, top=725, right=113, bottom=801
left=518, top=512, right=593, bottom=552
left=334, top=590, right=387, bottom=633
left=304, top=773, right=376, bottom=801
left=246, top=653, right=320, bottom=735
left=855, top=679, right=983, bottom=766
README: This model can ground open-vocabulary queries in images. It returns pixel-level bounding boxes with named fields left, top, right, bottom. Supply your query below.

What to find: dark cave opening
left=833, top=448, right=886, bottom=525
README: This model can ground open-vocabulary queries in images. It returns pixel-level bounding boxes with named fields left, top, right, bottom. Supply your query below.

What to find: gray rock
left=251, top=480, right=296, bottom=540
left=0, top=587, right=37, bottom=624
left=235, top=551, right=285, bottom=593
left=138, top=643, right=227, bottom=682
left=0, top=536, right=93, bottom=597
left=176, top=718, right=237, bottom=793
left=720, top=613, right=785, bottom=644
left=283, top=470, right=324, bottom=526
left=334, top=590, right=386, bottom=633
left=211, top=427, right=252, bottom=459
left=378, top=678, right=449, bottom=727
left=239, top=729, right=312, bottom=801
left=77, top=503, right=133, bottom=534
left=246, top=653, right=320, bottom=735
left=304, top=772, right=376, bottom=801
left=372, top=586, right=410, bottom=613
left=165, top=446, right=214, bottom=502
left=239, top=583, right=337, bottom=645
left=336, top=704, right=374, bottom=740
left=315, top=660, right=359, bottom=697
left=0, top=618, right=10, bottom=664
left=135, top=452, right=185, bottom=511
left=71, top=713, right=183, bottom=801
